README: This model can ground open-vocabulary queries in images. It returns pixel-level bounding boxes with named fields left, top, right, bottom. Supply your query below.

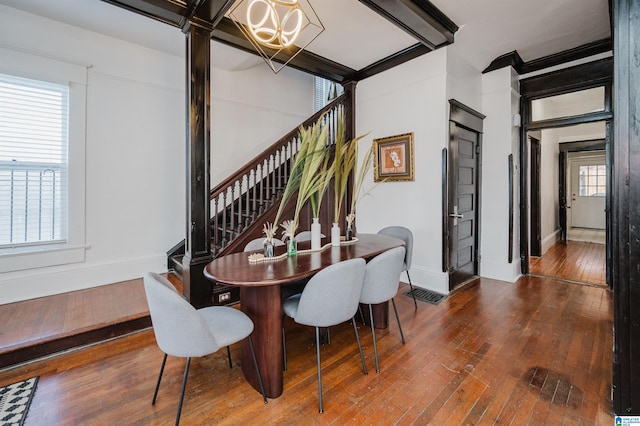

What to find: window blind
left=0, top=73, right=69, bottom=247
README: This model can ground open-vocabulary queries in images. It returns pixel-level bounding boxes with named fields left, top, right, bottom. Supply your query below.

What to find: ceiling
left=0, top=0, right=611, bottom=79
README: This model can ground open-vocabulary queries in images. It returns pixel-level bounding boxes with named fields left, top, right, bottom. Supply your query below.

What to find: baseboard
left=0, top=255, right=167, bottom=304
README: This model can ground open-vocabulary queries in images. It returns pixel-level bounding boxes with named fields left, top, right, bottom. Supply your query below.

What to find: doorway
left=519, top=59, right=613, bottom=288
left=446, top=100, right=484, bottom=291
left=526, top=122, right=609, bottom=287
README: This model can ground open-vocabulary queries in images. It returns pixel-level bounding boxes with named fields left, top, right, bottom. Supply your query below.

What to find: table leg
left=358, top=301, right=389, bottom=329
left=240, top=285, right=283, bottom=398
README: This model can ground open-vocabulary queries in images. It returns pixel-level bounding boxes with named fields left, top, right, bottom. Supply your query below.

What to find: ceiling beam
left=483, top=38, right=613, bottom=75
left=358, top=0, right=457, bottom=50
left=100, top=0, right=456, bottom=82
left=212, top=18, right=357, bottom=83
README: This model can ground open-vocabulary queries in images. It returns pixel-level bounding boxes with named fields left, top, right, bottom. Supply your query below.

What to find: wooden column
left=182, top=24, right=213, bottom=308
left=612, top=0, right=640, bottom=415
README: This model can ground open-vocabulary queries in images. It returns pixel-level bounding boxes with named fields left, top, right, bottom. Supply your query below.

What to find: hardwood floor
left=0, top=276, right=613, bottom=425
left=529, top=240, right=607, bottom=287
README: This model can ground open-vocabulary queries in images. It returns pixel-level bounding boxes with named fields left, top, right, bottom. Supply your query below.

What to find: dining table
left=203, top=233, right=404, bottom=398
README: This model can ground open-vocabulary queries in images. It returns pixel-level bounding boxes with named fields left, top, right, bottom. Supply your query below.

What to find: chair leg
left=226, top=346, right=232, bottom=369
left=351, top=317, right=368, bottom=376
left=282, top=327, right=287, bottom=371
left=406, top=270, right=418, bottom=308
left=248, top=335, right=268, bottom=404
left=368, top=304, right=380, bottom=373
left=152, top=353, right=168, bottom=405
left=391, top=298, right=406, bottom=344
left=315, top=327, right=324, bottom=413
left=175, top=357, right=190, bottom=426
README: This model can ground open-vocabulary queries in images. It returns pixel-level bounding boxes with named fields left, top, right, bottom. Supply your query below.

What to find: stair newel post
left=181, top=24, right=213, bottom=308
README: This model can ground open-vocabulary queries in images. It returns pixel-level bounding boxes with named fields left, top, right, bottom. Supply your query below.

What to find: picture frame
left=373, top=132, right=415, bottom=182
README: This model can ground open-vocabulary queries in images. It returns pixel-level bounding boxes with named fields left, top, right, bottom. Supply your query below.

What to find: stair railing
left=209, top=91, right=349, bottom=254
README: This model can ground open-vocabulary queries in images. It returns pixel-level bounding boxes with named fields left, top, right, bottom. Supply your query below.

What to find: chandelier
left=228, top=0, right=324, bottom=73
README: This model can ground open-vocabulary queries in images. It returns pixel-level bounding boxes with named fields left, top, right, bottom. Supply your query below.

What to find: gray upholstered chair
left=244, top=237, right=284, bottom=252
left=282, top=258, right=368, bottom=413
left=294, top=230, right=325, bottom=242
left=143, top=272, right=267, bottom=425
left=360, top=246, right=407, bottom=373
left=377, top=226, right=417, bottom=307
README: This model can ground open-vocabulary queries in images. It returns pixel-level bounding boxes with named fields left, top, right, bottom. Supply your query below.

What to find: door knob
left=449, top=206, right=463, bottom=225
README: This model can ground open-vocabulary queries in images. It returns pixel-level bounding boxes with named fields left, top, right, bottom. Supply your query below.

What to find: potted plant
left=273, top=114, right=330, bottom=255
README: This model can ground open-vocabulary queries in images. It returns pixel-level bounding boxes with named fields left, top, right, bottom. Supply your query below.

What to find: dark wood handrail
left=210, top=92, right=350, bottom=199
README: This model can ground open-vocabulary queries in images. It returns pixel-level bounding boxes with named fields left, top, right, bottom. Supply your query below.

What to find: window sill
left=0, top=244, right=87, bottom=273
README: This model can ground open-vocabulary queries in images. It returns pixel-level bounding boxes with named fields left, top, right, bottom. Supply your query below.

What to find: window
left=314, top=77, right=343, bottom=112
left=531, top=87, right=605, bottom=122
left=579, top=164, right=606, bottom=197
left=0, top=74, right=69, bottom=248
left=0, top=46, right=87, bottom=273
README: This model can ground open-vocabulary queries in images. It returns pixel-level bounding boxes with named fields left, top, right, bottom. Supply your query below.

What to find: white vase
left=311, top=218, right=322, bottom=250
left=331, top=222, right=341, bottom=246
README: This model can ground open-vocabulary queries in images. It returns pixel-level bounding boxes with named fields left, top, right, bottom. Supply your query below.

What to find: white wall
left=356, top=49, right=450, bottom=294
left=539, top=128, right=560, bottom=253
left=0, top=5, right=312, bottom=303
left=480, top=67, right=521, bottom=282
left=210, top=64, right=313, bottom=185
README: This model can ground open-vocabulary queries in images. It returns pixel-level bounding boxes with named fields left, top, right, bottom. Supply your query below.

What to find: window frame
left=0, top=47, right=87, bottom=273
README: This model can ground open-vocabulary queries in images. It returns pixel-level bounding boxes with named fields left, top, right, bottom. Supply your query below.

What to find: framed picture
left=373, top=132, right=415, bottom=181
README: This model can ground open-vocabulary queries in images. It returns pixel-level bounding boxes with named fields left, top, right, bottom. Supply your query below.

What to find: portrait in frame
left=373, top=132, right=415, bottom=182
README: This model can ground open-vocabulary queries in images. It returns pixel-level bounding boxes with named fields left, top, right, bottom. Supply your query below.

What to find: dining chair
left=377, top=226, right=417, bottom=308
left=244, top=237, right=284, bottom=252
left=143, top=272, right=267, bottom=425
left=360, top=246, right=406, bottom=373
left=282, top=258, right=368, bottom=413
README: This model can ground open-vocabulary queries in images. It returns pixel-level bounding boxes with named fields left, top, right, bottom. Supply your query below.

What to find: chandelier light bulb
left=247, top=0, right=303, bottom=49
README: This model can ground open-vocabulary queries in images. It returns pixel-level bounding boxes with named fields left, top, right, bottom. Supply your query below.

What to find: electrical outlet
left=219, top=292, right=231, bottom=302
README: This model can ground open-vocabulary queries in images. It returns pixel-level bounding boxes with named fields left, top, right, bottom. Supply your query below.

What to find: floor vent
left=405, top=288, right=446, bottom=305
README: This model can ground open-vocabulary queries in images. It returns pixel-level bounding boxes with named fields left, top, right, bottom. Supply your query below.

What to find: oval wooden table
left=203, top=233, right=404, bottom=398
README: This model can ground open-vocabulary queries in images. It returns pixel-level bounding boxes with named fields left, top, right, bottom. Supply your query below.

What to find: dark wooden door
left=558, top=150, right=568, bottom=242
left=448, top=122, right=480, bottom=290
left=529, top=137, right=542, bottom=256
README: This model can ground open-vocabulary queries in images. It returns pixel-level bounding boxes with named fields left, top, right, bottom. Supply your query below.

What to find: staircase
left=167, top=90, right=353, bottom=304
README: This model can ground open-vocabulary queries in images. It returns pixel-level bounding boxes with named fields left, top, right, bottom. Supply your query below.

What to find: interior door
left=569, top=156, right=606, bottom=229
left=448, top=122, right=480, bottom=290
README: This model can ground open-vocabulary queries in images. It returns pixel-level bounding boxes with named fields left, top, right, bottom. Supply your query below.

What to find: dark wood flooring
left=529, top=240, right=607, bottom=287
left=0, top=275, right=613, bottom=425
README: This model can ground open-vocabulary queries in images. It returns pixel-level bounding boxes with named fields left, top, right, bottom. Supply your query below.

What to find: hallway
left=529, top=239, right=607, bottom=287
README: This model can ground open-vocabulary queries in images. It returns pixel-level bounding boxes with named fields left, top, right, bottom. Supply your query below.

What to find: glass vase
left=287, top=238, right=297, bottom=256
left=346, top=222, right=354, bottom=241
left=263, top=239, right=275, bottom=258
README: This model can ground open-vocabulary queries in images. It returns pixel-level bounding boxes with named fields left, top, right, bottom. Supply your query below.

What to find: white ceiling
left=0, top=0, right=611, bottom=73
